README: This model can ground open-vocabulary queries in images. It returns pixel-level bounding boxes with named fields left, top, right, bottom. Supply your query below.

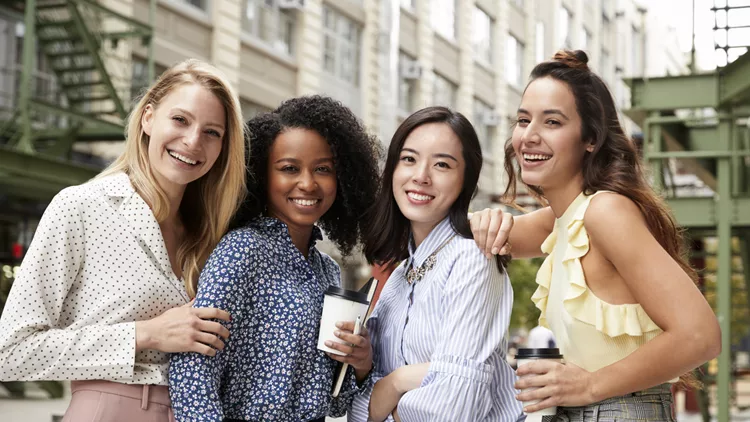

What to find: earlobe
left=142, top=104, right=154, bottom=137
left=586, top=144, right=595, bottom=152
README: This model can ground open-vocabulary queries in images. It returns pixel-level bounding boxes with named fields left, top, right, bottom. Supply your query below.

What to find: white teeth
left=407, top=192, right=433, bottom=201
left=169, top=151, right=197, bottom=165
left=523, top=153, right=552, bottom=161
left=291, top=198, right=319, bottom=206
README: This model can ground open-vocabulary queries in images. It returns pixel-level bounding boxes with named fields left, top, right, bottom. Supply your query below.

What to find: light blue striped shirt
left=349, top=218, right=524, bottom=422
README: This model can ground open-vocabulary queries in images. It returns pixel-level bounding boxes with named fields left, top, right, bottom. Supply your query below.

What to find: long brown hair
left=99, top=59, right=246, bottom=298
left=365, top=106, right=509, bottom=272
left=503, top=50, right=699, bottom=386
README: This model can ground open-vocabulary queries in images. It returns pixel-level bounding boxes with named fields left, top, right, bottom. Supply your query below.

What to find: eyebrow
left=172, top=107, right=225, bottom=130
left=517, top=108, right=570, bottom=120
left=401, top=147, right=459, bottom=163
left=273, top=157, right=335, bottom=164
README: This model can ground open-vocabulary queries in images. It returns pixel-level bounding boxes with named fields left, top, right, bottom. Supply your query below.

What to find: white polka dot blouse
left=0, top=172, right=190, bottom=385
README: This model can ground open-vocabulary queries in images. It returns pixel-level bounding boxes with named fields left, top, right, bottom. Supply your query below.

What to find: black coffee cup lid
left=515, top=348, right=563, bottom=359
left=324, top=286, right=369, bottom=304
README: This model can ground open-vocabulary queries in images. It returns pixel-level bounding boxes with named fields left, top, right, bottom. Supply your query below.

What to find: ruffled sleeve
left=531, top=192, right=662, bottom=337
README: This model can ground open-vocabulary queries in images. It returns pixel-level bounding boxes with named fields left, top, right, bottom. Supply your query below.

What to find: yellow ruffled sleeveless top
left=531, top=191, right=664, bottom=373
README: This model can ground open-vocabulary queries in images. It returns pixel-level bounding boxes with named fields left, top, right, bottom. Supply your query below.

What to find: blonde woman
left=0, top=59, right=246, bottom=421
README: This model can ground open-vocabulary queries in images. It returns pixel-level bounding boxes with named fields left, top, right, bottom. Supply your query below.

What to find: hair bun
left=552, top=49, right=589, bottom=70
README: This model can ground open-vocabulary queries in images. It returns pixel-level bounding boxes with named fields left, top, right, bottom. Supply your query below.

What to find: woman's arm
left=0, top=189, right=137, bottom=381
left=367, top=363, right=429, bottom=422
left=470, top=207, right=555, bottom=259
left=169, top=231, right=253, bottom=422
left=517, top=193, right=721, bottom=411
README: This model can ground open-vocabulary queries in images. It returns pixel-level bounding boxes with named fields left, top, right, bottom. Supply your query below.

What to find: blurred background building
left=0, top=0, right=687, bottom=277
left=1, top=0, right=749, bottom=421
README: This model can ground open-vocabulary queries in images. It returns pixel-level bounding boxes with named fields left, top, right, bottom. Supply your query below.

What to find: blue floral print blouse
left=169, top=217, right=361, bottom=422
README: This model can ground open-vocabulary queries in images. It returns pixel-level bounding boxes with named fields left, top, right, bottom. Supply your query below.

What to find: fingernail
left=334, top=330, right=341, bottom=336
left=491, top=247, right=499, bottom=255
left=325, top=341, right=333, bottom=347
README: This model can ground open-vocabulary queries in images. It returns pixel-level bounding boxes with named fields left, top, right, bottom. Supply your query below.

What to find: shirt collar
left=407, top=217, right=455, bottom=268
left=256, top=216, right=324, bottom=247
left=102, top=172, right=135, bottom=197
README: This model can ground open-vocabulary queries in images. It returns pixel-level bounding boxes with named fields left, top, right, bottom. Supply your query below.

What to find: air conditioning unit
left=481, top=111, right=501, bottom=127
left=400, top=60, right=422, bottom=80
left=277, top=0, right=304, bottom=9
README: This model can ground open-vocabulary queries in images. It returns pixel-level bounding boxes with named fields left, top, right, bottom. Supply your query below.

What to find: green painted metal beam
left=0, top=146, right=99, bottom=188
left=628, top=51, right=750, bottom=111
left=626, top=73, right=719, bottom=111
left=720, top=49, right=750, bottom=107
left=0, top=176, right=67, bottom=201
left=17, top=0, right=36, bottom=154
left=33, top=127, right=125, bottom=142
left=716, top=122, right=732, bottom=422
left=666, top=197, right=750, bottom=228
left=668, top=197, right=718, bottom=228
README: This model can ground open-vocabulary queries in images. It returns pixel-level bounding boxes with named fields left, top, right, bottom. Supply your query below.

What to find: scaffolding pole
left=18, top=0, right=36, bottom=153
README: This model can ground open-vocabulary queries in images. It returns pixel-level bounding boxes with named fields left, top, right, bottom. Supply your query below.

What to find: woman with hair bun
left=478, top=49, right=720, bottom=421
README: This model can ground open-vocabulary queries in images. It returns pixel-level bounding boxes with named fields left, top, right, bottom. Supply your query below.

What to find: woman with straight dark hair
left=475, top=50, right=720, bottom=421
left=348, top=106, right=522, bottom=422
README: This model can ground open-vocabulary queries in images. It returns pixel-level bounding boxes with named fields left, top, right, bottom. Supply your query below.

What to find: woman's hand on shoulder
left=135, top=300, right=231, bottom=356
left=326, top=320, right=373, bottom=381
left=469, top=208, right=513, bottom=258
left=470, top=206, right=555, bottom=259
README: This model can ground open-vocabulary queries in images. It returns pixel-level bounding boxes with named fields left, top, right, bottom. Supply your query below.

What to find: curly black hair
left=231, top=95, right=382, bottom=257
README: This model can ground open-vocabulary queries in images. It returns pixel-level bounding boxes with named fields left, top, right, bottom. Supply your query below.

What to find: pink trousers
left=62, top=380, right=176, bottom=422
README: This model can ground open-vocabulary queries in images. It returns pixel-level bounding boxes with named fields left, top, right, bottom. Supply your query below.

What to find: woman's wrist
left=135, top=320, right=154, bottom=352
left=355, top=365, right=372, bottom=383
left=587, top=369, right=604, bottom=403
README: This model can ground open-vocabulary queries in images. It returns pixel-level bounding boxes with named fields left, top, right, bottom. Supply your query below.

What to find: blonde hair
left=99, top=59, right=246, bottom=297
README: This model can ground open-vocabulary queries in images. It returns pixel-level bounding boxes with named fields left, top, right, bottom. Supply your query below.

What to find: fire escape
left=625, top=3, right=750, bottom=421
left=0, top=0, right=156, bottom=200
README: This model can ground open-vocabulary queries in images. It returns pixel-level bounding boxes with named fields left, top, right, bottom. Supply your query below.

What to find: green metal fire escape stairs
left=0, top=0, right=156, bottom=200
left=626, top=45, right=750, bottom=422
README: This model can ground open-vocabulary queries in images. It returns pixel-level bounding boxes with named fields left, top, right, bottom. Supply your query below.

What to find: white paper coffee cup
left=516, top=348, right=564, bottom=418
left=317, top=286, right=370, bottom=356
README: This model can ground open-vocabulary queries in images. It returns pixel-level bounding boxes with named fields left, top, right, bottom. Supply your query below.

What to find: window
left=433, top=73, right=457, bottom=108
left=431, top=0, right=456, bottom=40
left=600, top=48, right=611, bottom=82
left=631, top=25, right=641, bottom=75
left=322, top=6, right=362, bottom=85
left=580, top=27, right=591, bottom=51
left=178, top=0, right=208, bottom=10
left=535, top=21, right=545, bottom=63
left=472, top=7, right=493, bottom=65
left=398, top=52, right=417, bottom=113
left=473, top=99, right=495, bottom=153
left=242, top=0, right=295, bottom=56
left=131, top=57, right=166, bottom=102
left=558, top=6, right=571, bottom=48
left=505, top=34, right=524, bottom=88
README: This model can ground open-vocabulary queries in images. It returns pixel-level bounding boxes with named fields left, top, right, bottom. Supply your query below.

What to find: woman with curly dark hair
left=169, top=96, right=381, bottom=422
